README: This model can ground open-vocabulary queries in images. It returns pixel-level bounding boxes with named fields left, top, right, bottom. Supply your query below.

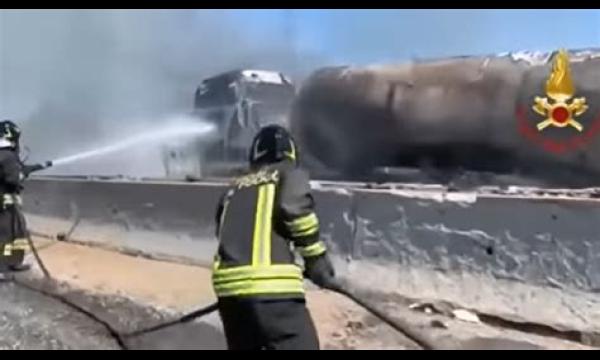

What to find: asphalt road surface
left=0, top=279, right=226, bottom=350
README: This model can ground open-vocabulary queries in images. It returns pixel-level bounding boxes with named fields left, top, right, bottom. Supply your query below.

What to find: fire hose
left=7, top=164, right=552, bottom=350
left=12, top=163, right=438, bottom=350
left=122, top=279, right=439, bottom=349
left=15, top=223, right=439, bottom=350
left=9, top=162, right=226, bottom=349
left=325, top=281, right=438, bottom=350
left=12, top=225, right=218, bottom=350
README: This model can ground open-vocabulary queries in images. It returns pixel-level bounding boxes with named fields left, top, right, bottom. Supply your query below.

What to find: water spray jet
left=50, top=122, right=215, bottom=168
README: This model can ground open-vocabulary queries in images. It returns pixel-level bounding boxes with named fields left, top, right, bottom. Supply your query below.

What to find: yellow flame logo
left=532, top=49, right=588, bottom=132
left=545, top=49, right=575, bottom=102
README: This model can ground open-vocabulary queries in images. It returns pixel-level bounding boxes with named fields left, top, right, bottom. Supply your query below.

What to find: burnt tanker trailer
left=290, top=49, right=600, bottom=187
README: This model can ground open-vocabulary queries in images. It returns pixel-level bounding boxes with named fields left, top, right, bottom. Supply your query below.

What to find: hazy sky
left=229, top=9, right=600, bottom=65
left=1, top=9, right=599, bottom=176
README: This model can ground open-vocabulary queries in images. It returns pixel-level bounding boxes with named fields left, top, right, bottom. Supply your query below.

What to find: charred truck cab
left=162, top=70, right=296, bottom=179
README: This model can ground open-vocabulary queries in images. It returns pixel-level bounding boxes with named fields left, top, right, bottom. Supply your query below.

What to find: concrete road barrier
left=22, top=176, right=600, bottom=336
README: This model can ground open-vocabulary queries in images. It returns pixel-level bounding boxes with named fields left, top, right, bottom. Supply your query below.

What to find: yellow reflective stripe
left=284, top=139, right=296, bottom=161
left=252, top=185, right=266, bottom=265
left=252, top=184, right=274, bottom=266
left=298, top=241, right=327, bottom=258
left=3, top=194, right=22, bottom=205
left=2, top=239, right=30, bottom=254
left=214, top=278, right=304, bottom=297
left=215, top=287, right=304, bottom=298
left=286, top=213, right=318, bottom=230
left=214, top=273, right=302, bottom=284
left=286, top=213, right=319, bottom=237
left=11, top=244, right=30, bottom=251
left=213, top=264, right=302, bottom=283
left=262, top=184, right=275, bottom=266
left=295, top=226, right=319, bottom=237
left=214, top=264, right=301, bottom=277
left=12, top=239, right=28, bottom=246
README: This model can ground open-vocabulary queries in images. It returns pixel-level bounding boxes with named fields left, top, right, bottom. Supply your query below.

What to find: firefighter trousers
left=0, top=206, right=27, bottom=272
left=217, top=297, right=320, bottom=350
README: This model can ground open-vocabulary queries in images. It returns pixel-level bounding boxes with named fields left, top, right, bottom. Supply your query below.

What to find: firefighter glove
left=304, top=253, right=337, bottom=289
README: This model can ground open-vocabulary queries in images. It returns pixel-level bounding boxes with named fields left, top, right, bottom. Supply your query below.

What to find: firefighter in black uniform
left=213, top=125, right=337, bottom=350
left=0, top=120, right=52, bottom=280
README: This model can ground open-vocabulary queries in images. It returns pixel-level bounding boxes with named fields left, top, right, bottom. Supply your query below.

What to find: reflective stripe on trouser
left=285, top=213, right=319, bottom=238
left=3, top=194, right=22, bottom=206
left=2, top=238, right=29, bottom=256
left=297, top=241, right=327, bottom=258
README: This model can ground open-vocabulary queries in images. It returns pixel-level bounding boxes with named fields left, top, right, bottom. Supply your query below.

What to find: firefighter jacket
left=212, top=161, right=327, bottom=299
left=0, top=149, right=23, bottom=195
left=0, top=149, right=42, bottom=201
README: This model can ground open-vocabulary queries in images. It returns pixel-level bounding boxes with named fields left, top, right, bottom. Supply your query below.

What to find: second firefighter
left=212, top=124, right=337, bottom=350
left=0, top=120, right=52, bottom=279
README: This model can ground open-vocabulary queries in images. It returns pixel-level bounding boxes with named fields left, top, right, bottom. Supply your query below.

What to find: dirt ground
left=18, top=238, right=596, bottom=350
left=33, top=239, right=216, bottom=310
left=30, top=239, right=388, bottom=349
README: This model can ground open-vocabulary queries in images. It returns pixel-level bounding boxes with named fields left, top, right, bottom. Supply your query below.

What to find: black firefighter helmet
left=249, top=125, right=298, bottom=168
left=0, top=120, right=21, bottom=149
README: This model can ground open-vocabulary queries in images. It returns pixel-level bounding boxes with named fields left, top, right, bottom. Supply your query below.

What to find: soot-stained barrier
left=22, top=176, right=600, bottom=334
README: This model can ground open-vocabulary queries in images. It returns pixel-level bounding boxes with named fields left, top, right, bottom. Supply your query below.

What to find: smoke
left=4, top=10, right=596, bottom=177
left=0, top=10, right=326, bottom=176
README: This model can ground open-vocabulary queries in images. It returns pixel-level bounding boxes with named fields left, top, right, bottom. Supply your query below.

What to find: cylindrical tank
left=290, top=49, right=600, bottom=187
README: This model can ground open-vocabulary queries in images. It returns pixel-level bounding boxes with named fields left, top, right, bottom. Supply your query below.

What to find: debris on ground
left=452, top=309, right=481, bottom=324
